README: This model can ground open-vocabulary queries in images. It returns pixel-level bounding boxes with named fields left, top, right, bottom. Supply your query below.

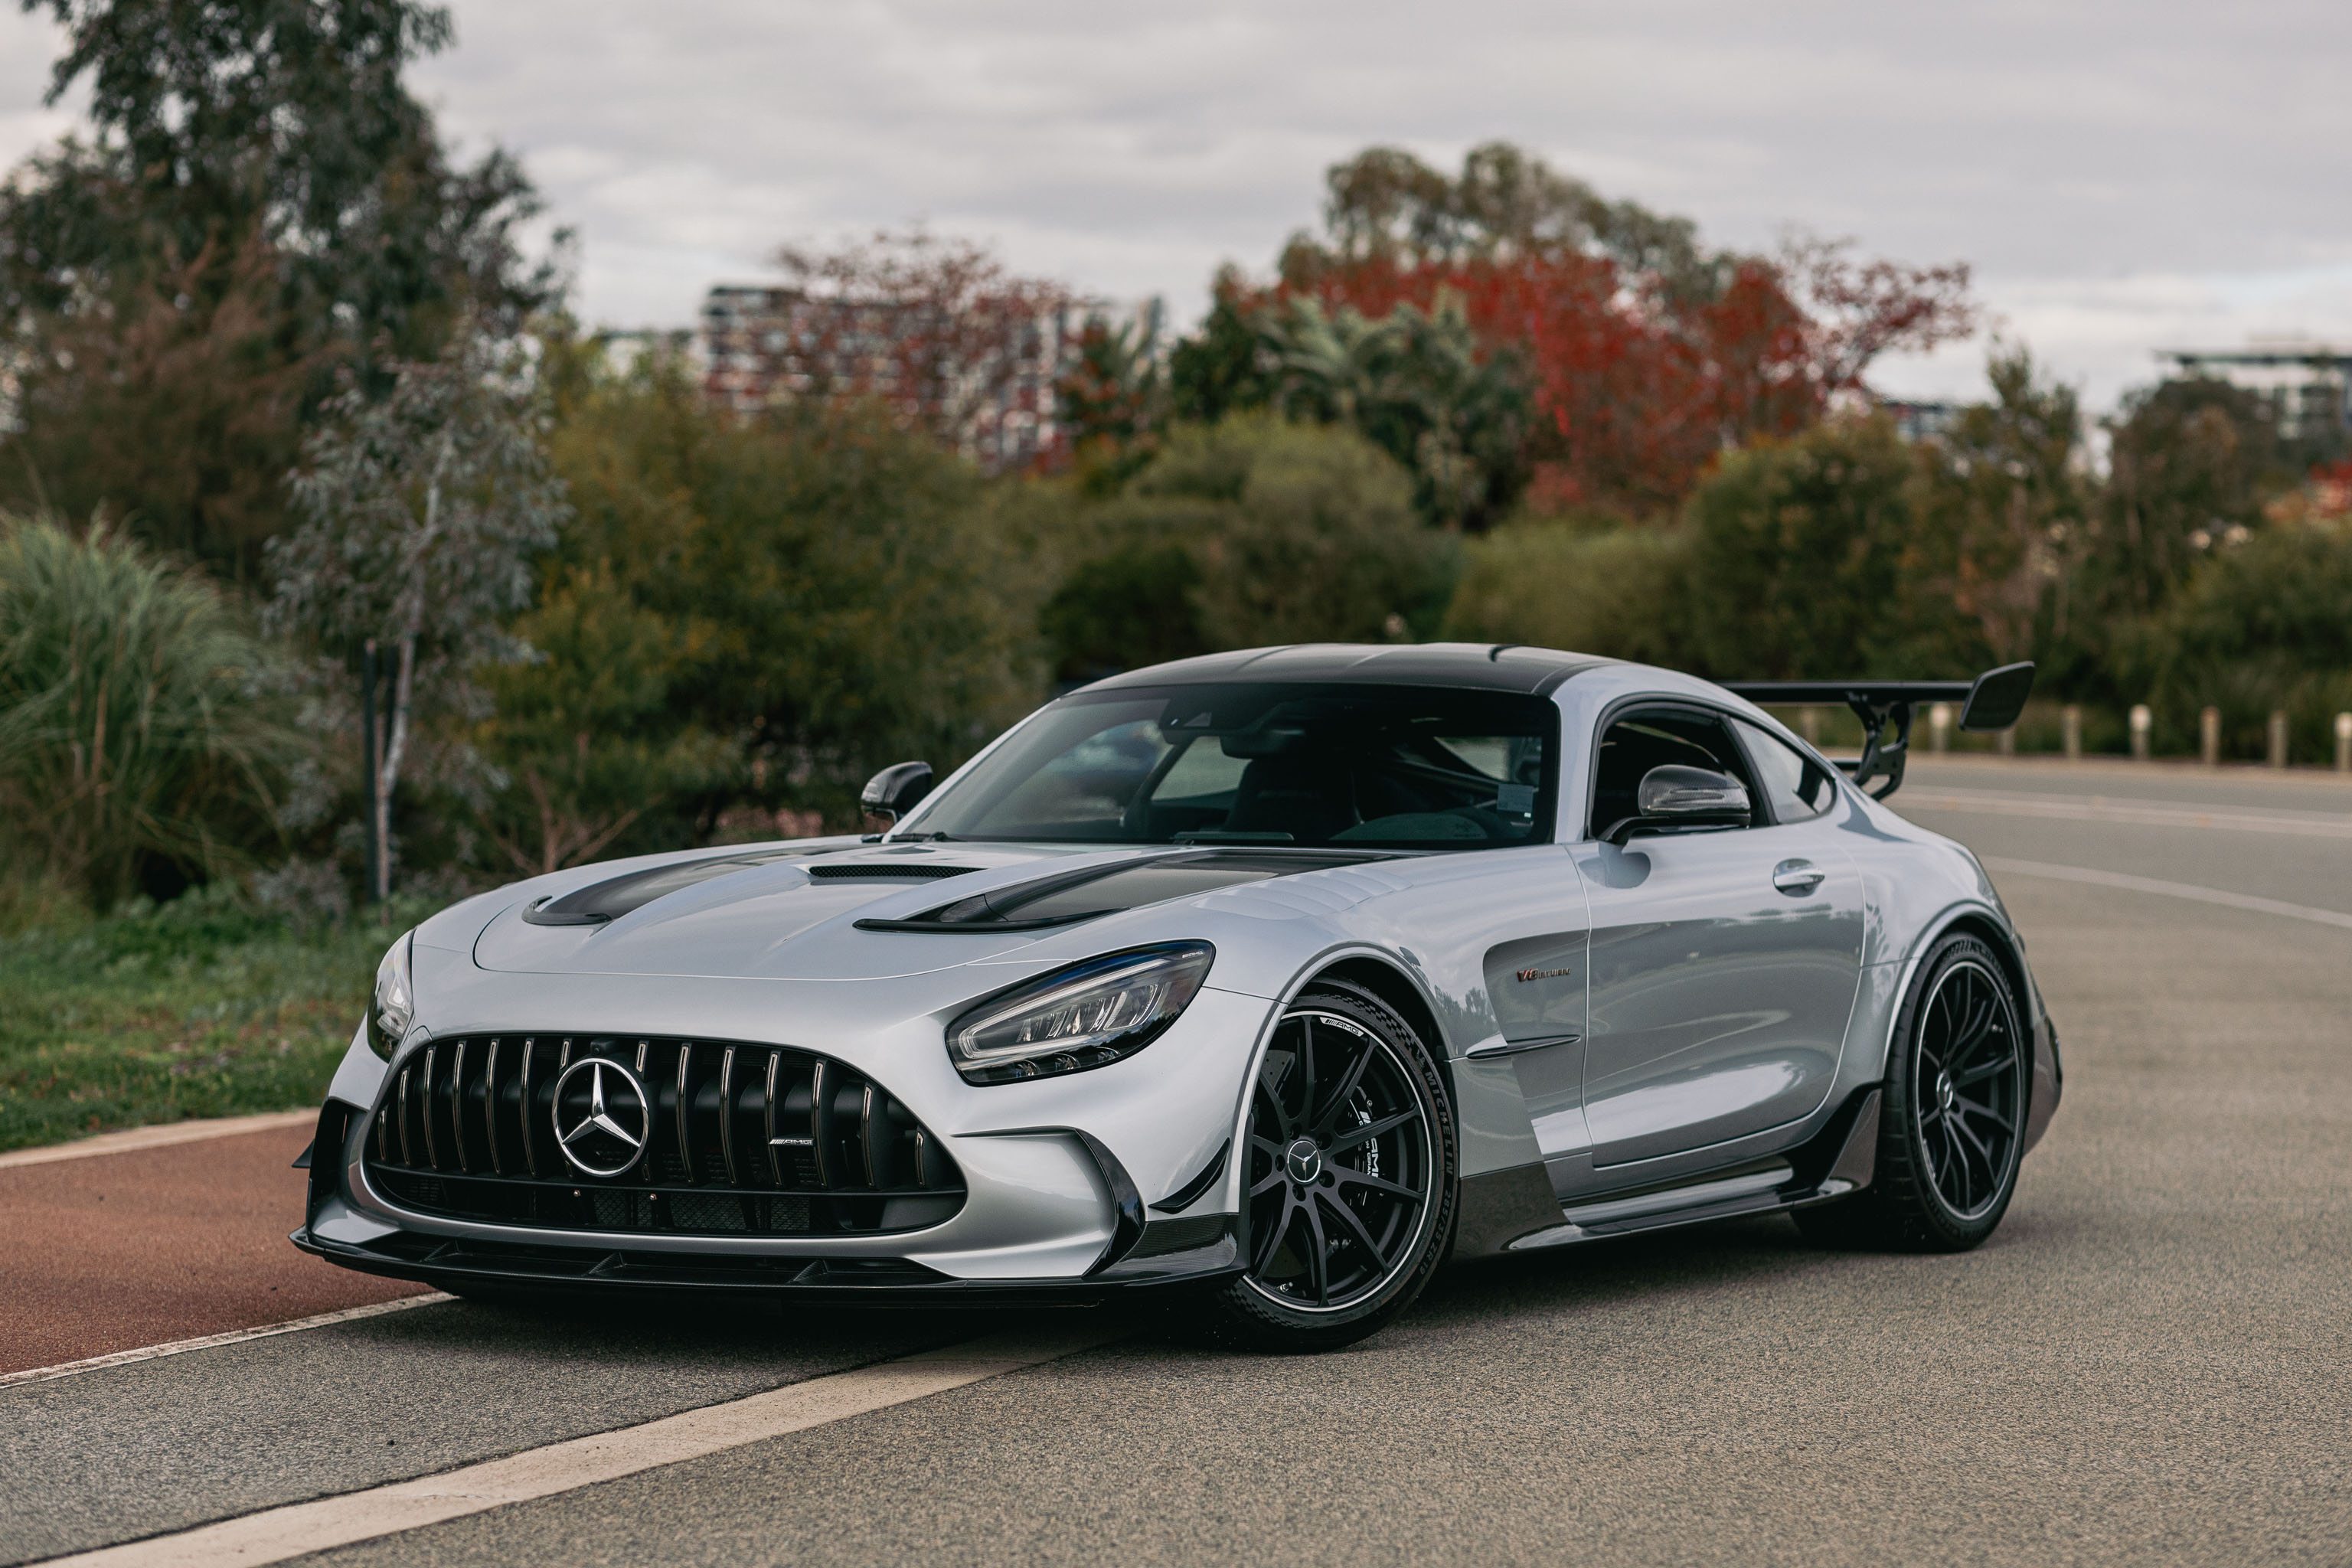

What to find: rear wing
left=1717, top=662, right=2034, bottom=801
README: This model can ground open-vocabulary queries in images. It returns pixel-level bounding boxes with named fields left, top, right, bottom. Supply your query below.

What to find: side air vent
left=362, top=1035, right=964, bottom=1237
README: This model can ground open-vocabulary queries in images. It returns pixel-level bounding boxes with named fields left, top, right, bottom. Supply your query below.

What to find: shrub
left=524, top=350, right=1049, bottom=837
left=0, top=514, right=303, bottom=908
left=2117, top=521, right=2352, bottom=760
left=1440, top=521, right=1697, bottom=665
left=1042, top=415, right=1460, bottom=675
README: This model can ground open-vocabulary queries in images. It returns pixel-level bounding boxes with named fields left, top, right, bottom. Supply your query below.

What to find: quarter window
left=1735, top=718, right=1838, bottom=823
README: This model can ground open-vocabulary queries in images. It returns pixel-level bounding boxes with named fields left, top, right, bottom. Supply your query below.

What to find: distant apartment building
left=700, top=286, right=1164, bottom=474
left=1877, top=398, right=1962, bottom=444
left=2158, top=339, right=2352, bottom=443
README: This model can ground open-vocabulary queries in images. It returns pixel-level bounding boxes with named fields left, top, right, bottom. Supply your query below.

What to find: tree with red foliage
left=1775, top=234, right=1978, bottom=402
left=1193, top=143, right=1978, bottom=522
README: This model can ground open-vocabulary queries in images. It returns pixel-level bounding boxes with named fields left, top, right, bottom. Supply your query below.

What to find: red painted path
left=0, top=1118, right=428, bottom=1377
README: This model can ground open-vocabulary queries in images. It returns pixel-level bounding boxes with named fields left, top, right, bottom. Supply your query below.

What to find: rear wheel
left=1796, top=933, right=2027, bottom=1252
left=1199, top=983, right=1456, bottom=1352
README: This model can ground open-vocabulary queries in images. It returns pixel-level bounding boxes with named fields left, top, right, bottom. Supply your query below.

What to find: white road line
left=1980, top=857, right=2352, bottom=933
left=1903, top=788, right=2352, bottom=840
left=0, top=1295, right=450, bottom=1391
left=45, top=1329, right=1120, bottom=1568
left=0, top=1109, right=314, bottom=1171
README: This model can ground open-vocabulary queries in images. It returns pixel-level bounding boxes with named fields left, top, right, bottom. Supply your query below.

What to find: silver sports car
left=295, top=644, right=2061, bottom=1351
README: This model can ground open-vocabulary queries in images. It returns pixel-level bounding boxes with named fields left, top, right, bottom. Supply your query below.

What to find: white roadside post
left=2336, top=712, right=2351, bottom=773
left=2062, top=704, right=2082, bottom=762
left=2201, top=707, right=2223, bottom=767
left=1929, top=702, right=1951, bottom=754
left=2269, top=710, right=2290, bottom=769
left=2130, top=704, right=2152, bottom=761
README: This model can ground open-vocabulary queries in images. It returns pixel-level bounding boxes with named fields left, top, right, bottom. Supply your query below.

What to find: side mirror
left=1606, top=765, right=1751, bottom=846
left=860, top=761, right=934, bottom=825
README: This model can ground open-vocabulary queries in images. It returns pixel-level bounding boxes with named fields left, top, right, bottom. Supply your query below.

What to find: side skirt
left=1450, top=1086, right=1882, bottom=1260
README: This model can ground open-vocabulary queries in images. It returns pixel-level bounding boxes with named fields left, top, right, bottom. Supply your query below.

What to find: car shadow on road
left=314, top=1200, right=2086, bottom=1368
left=332, top=1287, right=1132, bottom=1368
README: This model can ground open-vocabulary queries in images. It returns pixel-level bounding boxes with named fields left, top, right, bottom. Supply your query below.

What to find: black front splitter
left=292, top=1226, right=1242, bottom=1309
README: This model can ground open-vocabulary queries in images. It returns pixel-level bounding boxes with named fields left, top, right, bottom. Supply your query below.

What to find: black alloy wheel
left=1913, top=952, right=2026, bottom=1220
left=1200, top=982, right=1456, bottom=1351
left=1797, top=933, right=2027, bottom=1253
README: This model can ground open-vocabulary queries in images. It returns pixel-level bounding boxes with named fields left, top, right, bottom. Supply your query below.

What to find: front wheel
left=1796, top=933, right=2028, bottom=1252
left=1199, top=983, right=1457, bottom=1352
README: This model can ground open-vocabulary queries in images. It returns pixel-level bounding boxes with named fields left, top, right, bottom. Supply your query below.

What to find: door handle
left=1772, top=859, right=1826, bottom=896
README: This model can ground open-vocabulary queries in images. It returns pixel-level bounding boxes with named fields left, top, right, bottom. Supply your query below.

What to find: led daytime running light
left=948, top=943, right=1213, bottom=1085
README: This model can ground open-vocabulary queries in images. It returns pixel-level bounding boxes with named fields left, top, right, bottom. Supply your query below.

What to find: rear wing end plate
left=1717, top=662, right=2034, bottom=800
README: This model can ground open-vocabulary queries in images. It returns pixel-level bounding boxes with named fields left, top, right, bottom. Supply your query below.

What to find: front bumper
left=299, top=978, right=1272, bottom=1298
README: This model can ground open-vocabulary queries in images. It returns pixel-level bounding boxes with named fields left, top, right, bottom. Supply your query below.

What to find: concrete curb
left=0, top=1109, right=315, bottom=1171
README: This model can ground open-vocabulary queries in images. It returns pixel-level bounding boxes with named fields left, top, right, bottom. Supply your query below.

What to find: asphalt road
left=0, top=1121, right=427, bottom=1377
left=6, top=755, right=2350, bottom=1566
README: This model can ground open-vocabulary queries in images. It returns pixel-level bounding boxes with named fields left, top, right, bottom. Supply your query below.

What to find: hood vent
left=806, top=863, right=980, bottom=880
left=854, top=848, right=1396, bottom=935
left=524, top=848, right=834, bottom=926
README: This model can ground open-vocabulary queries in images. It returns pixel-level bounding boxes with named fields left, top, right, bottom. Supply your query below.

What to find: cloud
left=8, top=1, right=2350, bottom=412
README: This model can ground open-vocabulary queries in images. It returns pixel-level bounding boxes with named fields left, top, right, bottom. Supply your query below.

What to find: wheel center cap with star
left=1935, top=1070, right=1956, bottom=1113
left=1285, top=1137, right=1323, bottom=1184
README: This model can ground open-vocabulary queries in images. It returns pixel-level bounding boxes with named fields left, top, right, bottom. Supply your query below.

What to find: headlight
left=947, top=943, right=1214, bottom=1085
left=367, top=932, right=415, bottom=1059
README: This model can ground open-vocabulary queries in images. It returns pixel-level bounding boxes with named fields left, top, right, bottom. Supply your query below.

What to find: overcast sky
left=6, top=1, right=2349, bottom=412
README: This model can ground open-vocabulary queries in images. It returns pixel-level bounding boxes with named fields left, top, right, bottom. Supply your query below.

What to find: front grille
left=363, top=1034, right=964, bottom=1236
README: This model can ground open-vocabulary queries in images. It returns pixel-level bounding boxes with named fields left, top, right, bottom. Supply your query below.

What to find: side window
left=1734, top=718, right=1838, bottom=824
left=1590, top=707, right=1764, bottom=837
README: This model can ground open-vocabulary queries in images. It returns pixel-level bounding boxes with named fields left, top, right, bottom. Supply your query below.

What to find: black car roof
left=1076, top=643, right=1613, bottom=697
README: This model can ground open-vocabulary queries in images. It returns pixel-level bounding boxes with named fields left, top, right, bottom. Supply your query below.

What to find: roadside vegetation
left=0, top=891, right=432, bottom=1153
left=2, top=1, right=2345, bottom=1148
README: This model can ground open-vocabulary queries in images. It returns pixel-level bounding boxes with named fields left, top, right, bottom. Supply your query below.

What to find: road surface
left=5, top=756, right=2347, bottom=1566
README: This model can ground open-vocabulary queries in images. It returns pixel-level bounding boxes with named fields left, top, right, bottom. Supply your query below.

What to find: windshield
left=903, top=683, right=1558, bottom=850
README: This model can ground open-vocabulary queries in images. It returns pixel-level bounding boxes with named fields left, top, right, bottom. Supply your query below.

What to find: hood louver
left=854, top=848, right=1396, bottom=934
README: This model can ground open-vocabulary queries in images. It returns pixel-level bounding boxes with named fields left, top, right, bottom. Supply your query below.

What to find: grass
left=0, top=887, right=436, bottom=1152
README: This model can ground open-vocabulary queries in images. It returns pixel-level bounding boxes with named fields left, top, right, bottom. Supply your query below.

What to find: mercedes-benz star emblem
left=550, top=1057, right=649, bottom=1178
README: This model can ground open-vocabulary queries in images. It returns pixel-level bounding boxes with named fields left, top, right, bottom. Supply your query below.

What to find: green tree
left=1168, top=270, right=1281, bottom=427
left=1440, top=521, right=1697, bottom=667
left=266, top=325, right=570, bottom=897
left=1040, top=416, right=1459, bottom=676
left=1683, top=415, right=1971, bottom=679
left=1259, top=292, right=1533, bottom=532
left=1289, top=141, right=1721, bottom=299
left=0, top=0, right=559, bottom=577
left=539, top=345, right=1047, bottom=832
left=474, top=560, right=729, bottom=874
left=1911, top=348, right=2089, bottom=673
left=2116, top=520, right=2352, bottom=761
left=0, top=513, right=302, bottom=907
left=2096, top=377, right=2285, bottom=616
